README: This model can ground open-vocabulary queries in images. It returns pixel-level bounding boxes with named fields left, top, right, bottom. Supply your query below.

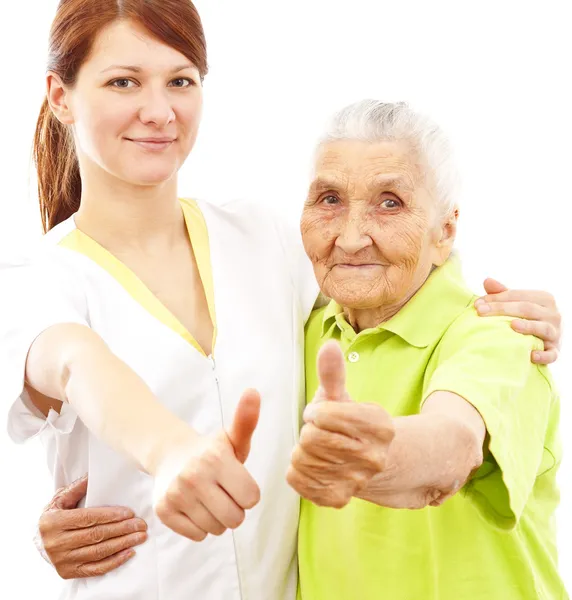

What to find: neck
left=343, top=295, right=413, bottom=333
left=74, top=162, right=185, bottom=253
left=343, top=265, right=437, bottom=332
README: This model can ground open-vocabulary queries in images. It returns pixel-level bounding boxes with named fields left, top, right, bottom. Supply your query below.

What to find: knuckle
left=366, top=449, right=386, bottom=472
left=350, top=471, right=368, bottom=487
left=286, top=466, right=299, bottom=488
left=518, top=301, right=531, bottom=316
left=86, top=526, right=106, bottom=545
left=166, top=486, right=187, bottom=507
left=544, top=293, right=556, bottom=307
left=549, top=322, right=559, bottom=339
left=38, top=513, right=54, bottom=536
left=154, top=500, right=169, bottom=522
left=299, top=426, right=315, bottom=448
left=328, top=491, right=350, bottom=509
left=42, top=536, right=57, bottom=552
left=74, top=563, right=92, bottom=579
left=290, top=445, right=306, bottom=467
left=190, top=529, right=207, bottom=542
left=91, top=543, right=112, bottom=562
left=201, top=448, right=223, bottom=470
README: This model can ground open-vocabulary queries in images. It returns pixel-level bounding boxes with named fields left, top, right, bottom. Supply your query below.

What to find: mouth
left=125, top=137, right=176, bottom=151
left=335, top=263, right=383, bottom=270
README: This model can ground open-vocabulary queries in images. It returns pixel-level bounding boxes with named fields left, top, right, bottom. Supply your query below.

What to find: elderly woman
left=290, top=101, right=566, bottom=600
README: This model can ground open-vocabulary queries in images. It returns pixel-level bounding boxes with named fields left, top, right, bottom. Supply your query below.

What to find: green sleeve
left=423, top=312, right=558, bottom=529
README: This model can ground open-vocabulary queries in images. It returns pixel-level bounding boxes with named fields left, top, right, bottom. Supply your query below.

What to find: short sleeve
left=423, top=312, right=557, bottom=529
left=272, top=215, right=320, bottom=322
left=0, top=253, right=89, bottom=442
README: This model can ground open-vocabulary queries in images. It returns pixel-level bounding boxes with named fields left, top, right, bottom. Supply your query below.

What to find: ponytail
left=33, top=98, right=81, bottom=233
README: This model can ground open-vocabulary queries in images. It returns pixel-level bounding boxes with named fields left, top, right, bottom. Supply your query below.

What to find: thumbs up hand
left=154, top=389, right=261, bottom=541
left=287, top=341, right=395, bottom=508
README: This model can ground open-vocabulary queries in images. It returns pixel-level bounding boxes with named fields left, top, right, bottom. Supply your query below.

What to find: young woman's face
left=61, top=20, right=203, bottom=187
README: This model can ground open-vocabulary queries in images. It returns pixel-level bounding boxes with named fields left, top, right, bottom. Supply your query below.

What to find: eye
left=380, top=197, right=402, bottom=209
left=110, top=78, right=136, bottom=89
left=169, top=78, right=194, bottom=88
left=321, top=194, right=340, bottom=205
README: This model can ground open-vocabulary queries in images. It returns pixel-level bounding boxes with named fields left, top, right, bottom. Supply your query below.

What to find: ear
left=432, top=207, right=458, bottom=266
left=46, top=72, right=74, bottom=125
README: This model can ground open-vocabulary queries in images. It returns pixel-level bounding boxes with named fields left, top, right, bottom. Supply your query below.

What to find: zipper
left=209, top=354, right=245, bottom=599
left=210, top=355, right=220, bottom=386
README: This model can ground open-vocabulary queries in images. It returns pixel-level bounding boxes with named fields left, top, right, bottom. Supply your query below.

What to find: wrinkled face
left=301, top=139, right=455, bottom=310
left=53, top=19, right=203, bottom=187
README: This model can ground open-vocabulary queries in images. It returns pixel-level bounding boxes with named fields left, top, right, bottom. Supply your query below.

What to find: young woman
left=2, top=1, right=562, bottom=599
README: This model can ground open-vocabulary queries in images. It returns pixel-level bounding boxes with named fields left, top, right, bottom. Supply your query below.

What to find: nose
left=138, top=87, right=176, bottom=128
left=334, top=210, right=373, bottom=254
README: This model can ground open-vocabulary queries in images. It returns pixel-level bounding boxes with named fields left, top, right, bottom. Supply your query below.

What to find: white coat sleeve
left=0, top=252, right=89, bottom=442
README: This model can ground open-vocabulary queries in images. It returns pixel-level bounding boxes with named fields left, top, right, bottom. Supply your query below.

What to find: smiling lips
left=126, top=137, right=175, bottom=151
left=335, top=263, right=383, bottom=269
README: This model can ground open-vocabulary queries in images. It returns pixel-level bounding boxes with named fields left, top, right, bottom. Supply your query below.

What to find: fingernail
left=121, top=509, right=134, bottom=518
left=120, top=549, right=136, bottom=559
left=477, top=304, right=490, bottom=314
left=134, top=532, right=147, bottom=543
left=533, top=352, right=541, bottom=362
left=474, top=298, right=485, bottom=307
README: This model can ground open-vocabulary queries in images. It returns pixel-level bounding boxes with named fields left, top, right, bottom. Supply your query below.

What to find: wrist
left=145, top=423, right=201, bottom=477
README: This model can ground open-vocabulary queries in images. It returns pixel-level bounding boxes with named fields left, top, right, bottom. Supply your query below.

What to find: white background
left=0, top=0, right=570, bottom=596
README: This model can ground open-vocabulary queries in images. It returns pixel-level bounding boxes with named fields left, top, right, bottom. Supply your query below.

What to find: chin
left=126, top=166, right=179, bottom=187
left=325, top=287, right=382, bottom=310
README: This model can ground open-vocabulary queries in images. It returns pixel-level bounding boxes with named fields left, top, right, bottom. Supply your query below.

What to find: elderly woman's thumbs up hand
left=286, top=341, right=395, bottom=508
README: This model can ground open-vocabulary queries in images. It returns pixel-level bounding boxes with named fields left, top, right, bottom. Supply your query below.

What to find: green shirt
left=298, top=257, right=566, bottom=600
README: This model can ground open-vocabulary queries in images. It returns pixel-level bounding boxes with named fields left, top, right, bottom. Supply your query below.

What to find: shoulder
left=192, top=197, right=300, bottom=241
left=434, top=303, right=555, bottom=392
left=192, top=197, right=276, bottom=228
left=442, top=304, right=543, bottom=356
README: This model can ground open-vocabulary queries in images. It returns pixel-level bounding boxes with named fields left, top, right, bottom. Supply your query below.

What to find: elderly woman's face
left=301, top=139, right=455, bottom=310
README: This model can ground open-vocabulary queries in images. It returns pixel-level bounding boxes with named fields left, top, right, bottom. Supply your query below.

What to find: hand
left=475, top=278, right=562, bottom=364
left=286, top=341, right=395, bottom=508
left=154, top=389, right=261, bottom=541
left=38, top=475, right=148, bottom=579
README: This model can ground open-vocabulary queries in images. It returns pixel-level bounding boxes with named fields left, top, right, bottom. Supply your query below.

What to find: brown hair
left=33, top=0, right=208, bottom=232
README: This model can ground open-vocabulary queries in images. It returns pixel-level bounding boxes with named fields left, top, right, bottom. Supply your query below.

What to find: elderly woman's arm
left=355, top=392, right=486, bottom=509
left=289, top=321, right=555, bottom=517
left=289, top=379, right=486, bottom=510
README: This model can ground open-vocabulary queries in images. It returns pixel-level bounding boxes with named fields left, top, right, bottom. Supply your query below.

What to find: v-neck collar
left=58, top=198, right=217, bottom=357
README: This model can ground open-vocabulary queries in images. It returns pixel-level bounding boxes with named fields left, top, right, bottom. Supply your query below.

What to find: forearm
left=357, top=392, right=485, bottom=508
left=26, top=324, right=196, bottom=475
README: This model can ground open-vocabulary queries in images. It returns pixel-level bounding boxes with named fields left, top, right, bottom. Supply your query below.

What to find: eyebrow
left=309, top=176, right=348, bottom=193
left=309, top=174, right=413, bottom=194
left=100, top=63, right=195, bottom=74
left=369, top=174, right=413, bottom=192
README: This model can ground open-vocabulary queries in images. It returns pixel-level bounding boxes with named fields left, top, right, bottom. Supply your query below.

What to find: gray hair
left=318, top=100, right=460, bottom=218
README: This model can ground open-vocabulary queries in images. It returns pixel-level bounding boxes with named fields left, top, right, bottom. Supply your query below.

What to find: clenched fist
left=287, top=341, right=395, bottom=508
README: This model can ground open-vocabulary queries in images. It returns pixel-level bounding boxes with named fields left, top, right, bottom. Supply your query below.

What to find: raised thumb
left=227, top=388, right=261, bottom=463
left=316, top=340, right=348, bottom=402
